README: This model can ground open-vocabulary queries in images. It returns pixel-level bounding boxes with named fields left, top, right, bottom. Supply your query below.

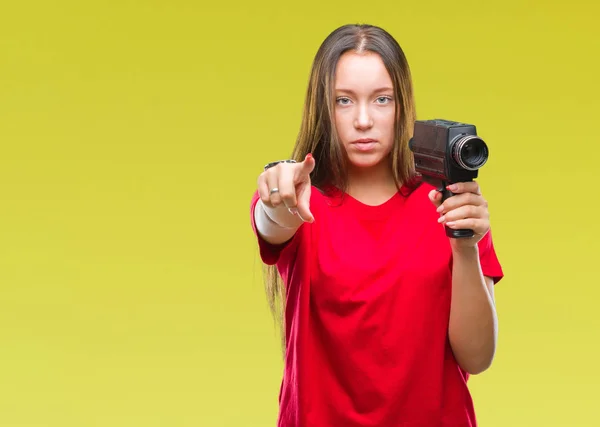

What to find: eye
left=336, top=97, right=352, bottom=105
left=376, top=96, right=393, bottom=104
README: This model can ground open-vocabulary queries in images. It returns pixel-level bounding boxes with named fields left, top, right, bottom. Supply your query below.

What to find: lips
left=350, top=138, right=378, bottom=152
left=352, top=138, right=377, bottom=144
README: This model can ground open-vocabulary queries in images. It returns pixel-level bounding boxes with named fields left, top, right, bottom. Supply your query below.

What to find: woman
left=250, top=23, right=504, bottom=427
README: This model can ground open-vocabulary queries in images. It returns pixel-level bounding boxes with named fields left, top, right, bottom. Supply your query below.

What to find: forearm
left=254, top=200, right=302, bottom=245
left=448, top=245, right=497, bottom=375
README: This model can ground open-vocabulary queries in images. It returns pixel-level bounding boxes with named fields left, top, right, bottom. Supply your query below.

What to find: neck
left=346, top=158, right=398, bottom=206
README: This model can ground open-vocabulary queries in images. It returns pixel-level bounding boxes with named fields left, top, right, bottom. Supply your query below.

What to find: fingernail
left=438, top=215, right=445, bottom=223
left=436, top=205, right=444, bottom=213
left=288, top=207, right=298, bottom=215
left=306, top=153, right=313, bottom=159
left=447, top=184, right=457, bottom=191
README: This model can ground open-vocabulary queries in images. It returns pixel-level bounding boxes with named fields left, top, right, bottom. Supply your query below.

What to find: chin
left=347, top=153, right=387, bottom=169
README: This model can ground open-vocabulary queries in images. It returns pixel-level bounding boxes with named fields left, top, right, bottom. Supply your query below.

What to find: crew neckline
left=322, top=184, right=411, bottom=220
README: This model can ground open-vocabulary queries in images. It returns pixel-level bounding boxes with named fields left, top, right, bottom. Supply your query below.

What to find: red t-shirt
left=250, top=180, right=504, bottom=427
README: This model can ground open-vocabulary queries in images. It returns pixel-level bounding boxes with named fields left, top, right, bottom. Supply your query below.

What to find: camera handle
left=440, top=183, right=475, bottom=239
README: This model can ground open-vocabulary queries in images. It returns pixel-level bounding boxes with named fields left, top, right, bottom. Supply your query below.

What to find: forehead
left=334, top=51, right=393, bottom=91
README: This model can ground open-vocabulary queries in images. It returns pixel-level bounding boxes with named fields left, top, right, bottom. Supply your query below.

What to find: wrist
left=451, top=243, right=479, bottom=260
left=258, top=199, right=302, bottom=230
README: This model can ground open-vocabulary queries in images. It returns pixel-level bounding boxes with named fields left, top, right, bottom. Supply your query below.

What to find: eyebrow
left=335, top=87, right=394, bottom=95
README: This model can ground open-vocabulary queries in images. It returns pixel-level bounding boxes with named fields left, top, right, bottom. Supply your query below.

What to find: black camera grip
left=441, top=185, right=475, bottom=239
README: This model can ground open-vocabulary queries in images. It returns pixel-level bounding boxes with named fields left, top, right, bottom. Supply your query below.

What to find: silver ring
left=270, top=188, right=279, bottom=194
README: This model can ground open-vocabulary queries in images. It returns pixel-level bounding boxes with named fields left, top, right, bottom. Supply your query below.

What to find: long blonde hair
left=264, top=24, right=418, bottom=352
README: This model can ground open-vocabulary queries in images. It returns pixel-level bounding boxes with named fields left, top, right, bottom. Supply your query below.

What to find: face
left=333, top=50, right=396, bottom=171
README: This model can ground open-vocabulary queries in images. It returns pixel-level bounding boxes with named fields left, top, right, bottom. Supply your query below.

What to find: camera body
left=409, top=119, right=489, bottom=238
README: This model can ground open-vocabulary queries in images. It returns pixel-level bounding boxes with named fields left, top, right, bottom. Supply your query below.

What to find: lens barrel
left=452, top=135, right=488, bottom=170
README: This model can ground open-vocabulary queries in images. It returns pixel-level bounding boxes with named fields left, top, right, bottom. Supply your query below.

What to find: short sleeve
left=477, top=228, right=504, bottom=284
left=249, top=190, right=302, bottom=266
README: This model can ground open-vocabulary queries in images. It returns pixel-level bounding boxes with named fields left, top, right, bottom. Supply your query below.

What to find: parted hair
left=263, top=23, right=418, bottom=353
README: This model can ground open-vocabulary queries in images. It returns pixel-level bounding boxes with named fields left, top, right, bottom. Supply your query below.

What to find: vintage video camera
left=409, top=119, right=489, bottom=239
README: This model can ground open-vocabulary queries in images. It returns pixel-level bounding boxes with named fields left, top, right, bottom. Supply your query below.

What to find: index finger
left=293, top=153, right=315, bottom=182
left=447, top=181, right=481, bottom=195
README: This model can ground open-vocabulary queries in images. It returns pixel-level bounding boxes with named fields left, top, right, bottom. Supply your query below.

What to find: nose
left=354, top=104, right=373, bottom=130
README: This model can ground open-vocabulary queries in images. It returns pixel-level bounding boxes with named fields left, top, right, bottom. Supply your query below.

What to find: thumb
left=428, top=188, right=442, bottom=209
left=295, top=183, right=314, bottom=223
left=295, top=153, right=315, bottom=182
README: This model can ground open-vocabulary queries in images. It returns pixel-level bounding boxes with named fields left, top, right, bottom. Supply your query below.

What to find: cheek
left=381, top=114, right=395, bottom=140
left=335, top=113, right=352, bottom=140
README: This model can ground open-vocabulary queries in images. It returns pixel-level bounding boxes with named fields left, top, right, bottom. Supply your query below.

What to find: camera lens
left=452, top=135, right=488, bottom=170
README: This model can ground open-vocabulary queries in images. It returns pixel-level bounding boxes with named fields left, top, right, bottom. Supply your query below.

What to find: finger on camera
left=428, top=189, right=443, bottom=208
left=438, top=205, right=486, bottom=224
left=445, top=218, right=489, bottom=235
left=447, top=181, right=481, bottom=195
left=438, top=192, right=483, bottom=214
